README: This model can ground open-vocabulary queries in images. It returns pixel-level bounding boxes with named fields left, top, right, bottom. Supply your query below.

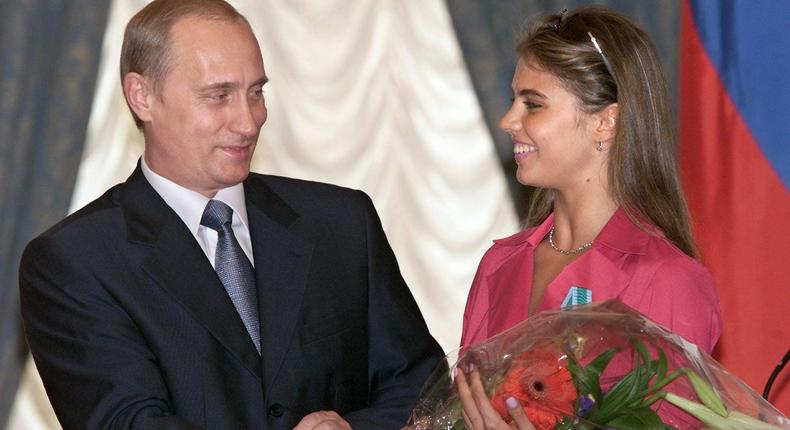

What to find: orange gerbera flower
left=491, top=346, right=577, bottom=430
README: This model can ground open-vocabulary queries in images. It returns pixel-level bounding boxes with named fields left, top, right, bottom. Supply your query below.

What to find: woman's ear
left=594, top=103, right=619, bottom=142
left=123, top=72, right=154, bottom=123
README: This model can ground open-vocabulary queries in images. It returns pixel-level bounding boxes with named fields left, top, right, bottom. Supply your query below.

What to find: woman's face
left=500, top=58, right=606, bottom=191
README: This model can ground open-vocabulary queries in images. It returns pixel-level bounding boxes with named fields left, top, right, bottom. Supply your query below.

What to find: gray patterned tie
left=200, top=199, right=260, bottom=353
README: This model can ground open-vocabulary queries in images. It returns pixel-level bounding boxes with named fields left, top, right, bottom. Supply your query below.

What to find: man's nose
left=232, top=98, right=263, bottom=136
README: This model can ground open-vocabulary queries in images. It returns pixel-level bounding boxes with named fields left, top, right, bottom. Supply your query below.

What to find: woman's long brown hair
left=517, top=6, right=698, bottom=258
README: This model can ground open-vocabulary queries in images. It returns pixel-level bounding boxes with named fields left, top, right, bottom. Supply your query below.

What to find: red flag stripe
left=679, top=0, right=790, bottom=414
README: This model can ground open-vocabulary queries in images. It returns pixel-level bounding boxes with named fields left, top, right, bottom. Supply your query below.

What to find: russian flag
left=680, top=0, right=790, bottom=413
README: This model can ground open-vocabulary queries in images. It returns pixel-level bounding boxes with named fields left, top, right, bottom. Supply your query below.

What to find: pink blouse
left=461, top=209, right=722, bottom=353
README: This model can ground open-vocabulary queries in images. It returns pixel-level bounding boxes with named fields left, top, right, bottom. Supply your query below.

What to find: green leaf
left=636, top=369, right=684, bottom=407
left=584, top=347, right=619, bottom=400
left=586, top=347, right=620, bottom=377
left=655, top=347, right=667, bottom=380
left=604, top=407, right=665, bottom=430
left=641, top=390, right=668, bottom=408
left=664, top=392, right=784, bottom=430
left=634, top=340, right=651, bottom=367
left=633, top=340, right=658, bottom=389
left=597, top=356, right=657, bottom=421
left=597, top=370, right=638, bottom=419
left=684, top=369, right=728, bottom=417
left=597, top=356, right=669, bottom=421
left=567, top=359, right=595, bottom=398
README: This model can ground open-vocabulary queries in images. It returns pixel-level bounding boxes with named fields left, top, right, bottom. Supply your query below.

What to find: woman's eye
left=524, top=101, right=541, bottom=109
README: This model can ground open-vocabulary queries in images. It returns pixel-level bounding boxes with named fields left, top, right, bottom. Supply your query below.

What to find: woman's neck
left=549, top=187, right=618, bottom=249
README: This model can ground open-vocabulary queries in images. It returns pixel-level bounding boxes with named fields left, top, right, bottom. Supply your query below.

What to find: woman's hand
left=456, top=366, right=536, bottom=430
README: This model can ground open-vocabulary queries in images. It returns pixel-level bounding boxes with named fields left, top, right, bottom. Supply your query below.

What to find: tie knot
left=201, top=199, right=234, bottom=231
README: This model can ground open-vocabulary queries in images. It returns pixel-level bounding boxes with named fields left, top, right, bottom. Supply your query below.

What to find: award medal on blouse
left=561, top=285, right=592, bottom=309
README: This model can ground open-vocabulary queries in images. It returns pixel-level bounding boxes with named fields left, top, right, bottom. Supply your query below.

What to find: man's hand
left=293, top=411, right=352, bottom=430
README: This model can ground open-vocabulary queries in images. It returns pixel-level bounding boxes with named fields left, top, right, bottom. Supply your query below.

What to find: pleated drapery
left=0, top=1, right=109, bottom=427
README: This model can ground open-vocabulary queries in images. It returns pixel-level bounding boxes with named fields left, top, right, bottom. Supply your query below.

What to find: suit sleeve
left=19, top=235, right=200, bottom=430
left=342, top=191, right=445, bottom=429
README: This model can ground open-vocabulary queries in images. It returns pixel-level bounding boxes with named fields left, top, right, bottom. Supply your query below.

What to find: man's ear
left=123, top=72, right=154, bottom=123
left=594, top=103, right=619, bottom=142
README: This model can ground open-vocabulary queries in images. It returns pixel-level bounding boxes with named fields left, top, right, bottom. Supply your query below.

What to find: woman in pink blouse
left=456, top=6, right=722, bottom=429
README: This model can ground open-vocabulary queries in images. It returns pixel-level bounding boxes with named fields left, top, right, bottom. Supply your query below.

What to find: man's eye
left=524, top=101, right=541, bottom=109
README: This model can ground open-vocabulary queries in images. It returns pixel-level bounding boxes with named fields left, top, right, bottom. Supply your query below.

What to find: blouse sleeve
left=460, top=257, right=491, bottom=349
left=625, top=256, right=723, bottom=353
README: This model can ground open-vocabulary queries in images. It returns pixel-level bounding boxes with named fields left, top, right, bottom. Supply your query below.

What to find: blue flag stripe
left=688, top=0, right=790, bottom=190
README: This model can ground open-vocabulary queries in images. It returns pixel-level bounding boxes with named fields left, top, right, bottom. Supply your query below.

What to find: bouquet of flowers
left=408, top=300, right=790, bottom=430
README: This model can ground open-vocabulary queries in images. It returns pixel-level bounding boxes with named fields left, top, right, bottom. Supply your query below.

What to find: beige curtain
left=10, top=0, right=517, bottom=427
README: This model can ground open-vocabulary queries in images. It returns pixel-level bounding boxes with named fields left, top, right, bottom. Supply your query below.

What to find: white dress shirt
left=140, top=157, right=255, bottom=268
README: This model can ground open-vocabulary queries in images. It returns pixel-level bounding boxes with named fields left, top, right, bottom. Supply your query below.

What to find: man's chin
left=219, top=171, right=251, bottom=188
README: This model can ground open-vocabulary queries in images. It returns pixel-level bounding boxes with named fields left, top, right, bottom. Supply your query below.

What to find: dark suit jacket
left=20, top=166, right=444, bottom=429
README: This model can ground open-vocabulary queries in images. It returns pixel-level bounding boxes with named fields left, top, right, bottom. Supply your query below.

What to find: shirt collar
left=594, top=208, right=653, bottom=255
left=140, top=156, right=249, bottom=235
left=493, top=208, right=651, bottom=255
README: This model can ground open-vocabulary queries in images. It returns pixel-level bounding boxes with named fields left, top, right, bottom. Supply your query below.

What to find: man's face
left=143, top=17, right=268, bottom=197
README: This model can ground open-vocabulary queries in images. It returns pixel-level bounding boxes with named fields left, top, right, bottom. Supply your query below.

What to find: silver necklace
left=548, top=227, right=593, bottom=255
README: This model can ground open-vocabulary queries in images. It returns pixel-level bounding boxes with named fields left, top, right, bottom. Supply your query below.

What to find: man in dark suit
left=19, top=1, right=443, bottom=428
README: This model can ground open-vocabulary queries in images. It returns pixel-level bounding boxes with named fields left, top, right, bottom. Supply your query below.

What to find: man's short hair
left=120, top=0, right=249, bottom=128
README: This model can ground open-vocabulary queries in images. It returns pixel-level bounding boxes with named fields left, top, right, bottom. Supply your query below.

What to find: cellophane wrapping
left=408, top=300, right=789, bottom=430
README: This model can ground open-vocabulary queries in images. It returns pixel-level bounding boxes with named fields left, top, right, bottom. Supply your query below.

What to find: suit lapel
left=243, top=175, right=315, bottom=396
left=120, top=166, right=262, bottom=378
